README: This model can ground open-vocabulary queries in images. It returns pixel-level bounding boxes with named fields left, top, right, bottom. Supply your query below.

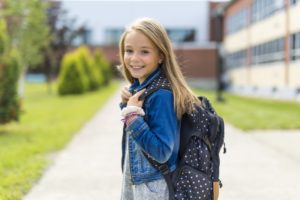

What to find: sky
left=60, top=0, right=224, bottom=44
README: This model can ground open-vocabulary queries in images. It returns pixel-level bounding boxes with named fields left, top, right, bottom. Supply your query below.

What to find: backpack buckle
left=158, top=164, right=170, bottom=175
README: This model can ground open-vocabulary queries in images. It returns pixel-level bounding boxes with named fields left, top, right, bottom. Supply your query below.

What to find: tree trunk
left=18, top=65, right=28, bottom=99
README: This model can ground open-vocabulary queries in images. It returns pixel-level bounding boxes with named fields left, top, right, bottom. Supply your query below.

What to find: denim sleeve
left=125, top=89, right=178, bottom=163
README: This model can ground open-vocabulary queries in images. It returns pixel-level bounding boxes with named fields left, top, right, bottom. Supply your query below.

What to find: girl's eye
left=125, top=49, right=133, bottom=53
left=141, top=50, right=149, bottom=54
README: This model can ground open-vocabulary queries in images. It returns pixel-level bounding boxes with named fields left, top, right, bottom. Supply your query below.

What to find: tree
left=0, top=19, right=20, bottom=124
left=4, top=0, right=50, bottom=98
left=42, top=1, right=90, bottom=93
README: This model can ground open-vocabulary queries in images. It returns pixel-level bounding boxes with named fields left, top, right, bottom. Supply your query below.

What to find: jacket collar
left=129, top=67, right=161, bottom=94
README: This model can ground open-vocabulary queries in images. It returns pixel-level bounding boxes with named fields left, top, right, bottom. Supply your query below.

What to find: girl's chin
left=131, top=74, right=143, bottom=80
left=130, top=71, right=144, bottom=79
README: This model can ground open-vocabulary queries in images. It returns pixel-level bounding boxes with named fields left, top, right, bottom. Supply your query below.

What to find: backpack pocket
left=174, top=165, right=213, bottom=200
left=183, top=136, right=212, bottom=174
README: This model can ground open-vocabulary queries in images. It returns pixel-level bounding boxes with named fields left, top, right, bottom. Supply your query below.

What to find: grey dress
left=121, top=134, right=169, bottom=200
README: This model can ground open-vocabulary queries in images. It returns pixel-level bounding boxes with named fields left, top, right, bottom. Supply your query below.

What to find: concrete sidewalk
left=220, top=126, right=300, bottom=200
left=23, top=87, right=124, bottom=200
left=23, top=87, right=300, bottom=200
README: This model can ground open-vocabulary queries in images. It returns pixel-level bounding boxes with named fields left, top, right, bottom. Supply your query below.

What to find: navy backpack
left=139, top=73, right=226, bottom=200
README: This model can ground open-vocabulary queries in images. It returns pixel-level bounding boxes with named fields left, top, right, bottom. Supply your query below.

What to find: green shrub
left=92, top=50, right=105, bottom=86
left=94, top=49, right=112, bottom=86
left=57, top=53, right=89, bottom=95
left=76, top=46, right=101, bottom=91
left=0, top=49, right=21, bottom=124
left=0, top=19, right=8, bottom=55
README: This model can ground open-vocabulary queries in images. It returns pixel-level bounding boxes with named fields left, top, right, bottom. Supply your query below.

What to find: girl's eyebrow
left=124, top=45, right=152, bottom=49
left=140, top=46, right=152, bottom=49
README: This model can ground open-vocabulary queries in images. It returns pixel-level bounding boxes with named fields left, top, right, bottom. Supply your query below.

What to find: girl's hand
left=127, top=89, right=145, bottom=108
left=121, top=86, right=132, bottom=103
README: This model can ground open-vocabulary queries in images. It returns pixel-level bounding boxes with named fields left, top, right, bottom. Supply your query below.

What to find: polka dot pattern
left=189, top=110, right=211, bottom=137
left=172, top=134, right=214, bottom=200
left=138, top=73, right=171, bottom=100
left=183, top=136, right=212, bottom=174
left=174, top=166, right=213, bottom=200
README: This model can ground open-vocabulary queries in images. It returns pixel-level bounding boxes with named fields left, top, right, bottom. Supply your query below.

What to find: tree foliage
left=57, top=46, right=112, bottom=95
left=57, top=52, right=89, bottom=95
left=0, top=19, right=8, bottom=54
left=0, top=48, right=21, bottom=124
left=94, top=49, right=112, bottom=86
left=76, top=46, right=102, bottom=91
left=42, top=1, right=90, bottom=83
left=5, top=0, right=50, bottom=69
left=0, top=0, right=50, bottom=124
left=0, top=18, right=20, bottom=124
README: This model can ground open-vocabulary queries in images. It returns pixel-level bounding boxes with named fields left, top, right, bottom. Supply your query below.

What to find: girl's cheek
left=124, top=56, right=130, bottom=63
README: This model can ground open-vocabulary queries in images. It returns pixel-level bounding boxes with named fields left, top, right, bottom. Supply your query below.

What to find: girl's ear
left=158, top=54, right=164, bottom=64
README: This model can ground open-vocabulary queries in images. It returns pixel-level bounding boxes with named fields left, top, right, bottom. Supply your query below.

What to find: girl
left=118, top=18, right=217, bottom=200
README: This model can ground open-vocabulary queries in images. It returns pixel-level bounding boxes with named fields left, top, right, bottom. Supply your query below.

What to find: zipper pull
left=219, top=180, right=223, bottom=188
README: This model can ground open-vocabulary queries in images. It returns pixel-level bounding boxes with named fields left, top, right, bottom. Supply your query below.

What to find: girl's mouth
left=130, top=65, right=145, bottom=70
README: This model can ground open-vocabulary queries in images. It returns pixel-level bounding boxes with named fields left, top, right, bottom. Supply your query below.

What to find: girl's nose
left=131, top=52, right=140, bottom=61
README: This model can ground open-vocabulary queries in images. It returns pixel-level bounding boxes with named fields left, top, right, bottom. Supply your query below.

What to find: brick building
left=63, top=0, right=227, bottom=89
left=96, top=42, right=219, bottom=89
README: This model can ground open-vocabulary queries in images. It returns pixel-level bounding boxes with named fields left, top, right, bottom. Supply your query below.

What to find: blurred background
left=0, top=0, right=299, bottom=200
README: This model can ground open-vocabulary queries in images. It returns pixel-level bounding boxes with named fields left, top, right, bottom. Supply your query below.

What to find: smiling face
left=123, top=30, right=162, bottom=84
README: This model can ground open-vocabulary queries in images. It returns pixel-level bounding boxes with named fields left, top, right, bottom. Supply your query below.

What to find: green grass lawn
left=194, top=89, right=300, bottom=131
left=0, top=81, right=119, bottom=200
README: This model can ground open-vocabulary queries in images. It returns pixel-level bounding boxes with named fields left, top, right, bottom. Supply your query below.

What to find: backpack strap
left=138, top=73, right=171, bottom=101
left=200, top=96, right=226, bottom=183
left=142, top=152, right=175, bottom=200
left=199, top=96, right=216, bottom=114
left=137, top=72, right=175, bottom=199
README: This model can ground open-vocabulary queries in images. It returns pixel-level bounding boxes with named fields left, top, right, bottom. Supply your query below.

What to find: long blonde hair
left=118, top=18, right=200, bottom=118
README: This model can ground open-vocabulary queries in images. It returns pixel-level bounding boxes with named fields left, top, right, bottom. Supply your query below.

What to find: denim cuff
left=125, top=116, right=148, bottom=139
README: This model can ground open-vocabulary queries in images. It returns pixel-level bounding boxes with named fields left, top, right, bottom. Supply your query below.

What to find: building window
left=290, top=32, right=300, bottom=60
left=252, top=0, right=284, bottom=23
left=72, top=28, right=92, bottom=46
left=105, top=28, right=124, bottom=45
left=225, top=49, right=247, bottom=69
left=105, top=28, right=195, bottom=45
left=166, top=28, right=195, bottom=43
left=226, top=7, right=248, bottom=35
left=251, top=37, right=285, bottom=65
left=290, top=0, right=300, bottom=5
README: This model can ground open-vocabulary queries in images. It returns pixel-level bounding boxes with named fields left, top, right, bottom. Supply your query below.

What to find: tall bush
left=76, top=46, right=101, bottom=91
left=94, top=49, right=111, bottom=86
left=0, top=49, right=21, bottom=124
left=0, top=20, right=7, bottom=55
left=57, top=53, right=89, bottom=95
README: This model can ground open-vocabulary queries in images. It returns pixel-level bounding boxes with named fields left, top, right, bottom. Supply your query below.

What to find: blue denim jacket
left=121, top=67, right=180, bottom=185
